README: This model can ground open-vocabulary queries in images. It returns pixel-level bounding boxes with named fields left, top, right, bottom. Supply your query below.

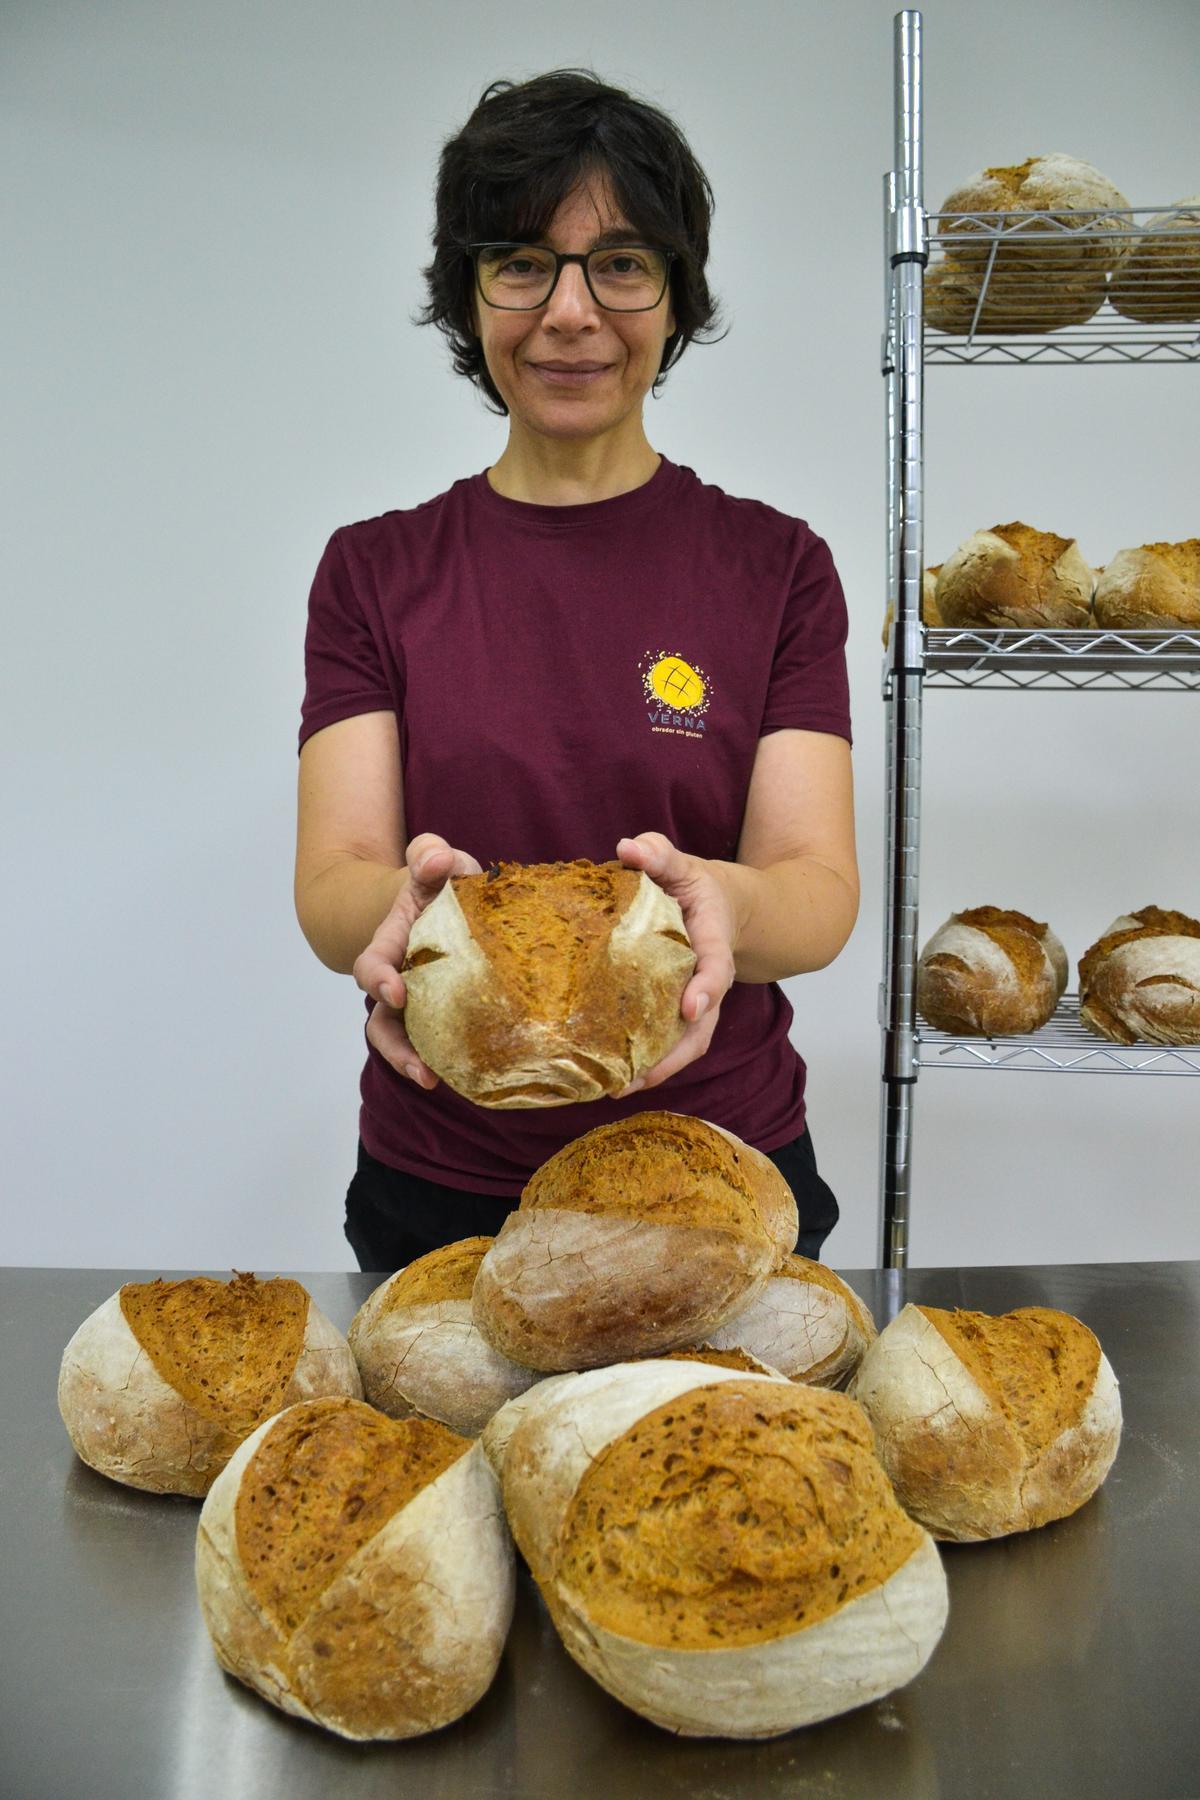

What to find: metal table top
left=3, top=1261, right=1198, bottom=1800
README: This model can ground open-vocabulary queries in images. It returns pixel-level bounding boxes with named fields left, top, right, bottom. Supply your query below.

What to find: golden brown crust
left=555, top=1383, right=923, bottom=1649
left=918, top=909, right=1064, bottom=1036
left=659, top=1345, right=777, bottom=1374
left=119, top=1273, right=309, bottom=1441
left=935, top=524, right=1093, bottom=630
left=379, top=1238, right=494, bottom=1311
left=917, top=1306, right=1099, bottom=1455
left=234, top=1397, right=468, bottom=1634
left=1078, top=906, right=1200, bottom=996
left=778, top=1257, right=877, bottom=1344
left=1092, top=541, right=1200, bottom=628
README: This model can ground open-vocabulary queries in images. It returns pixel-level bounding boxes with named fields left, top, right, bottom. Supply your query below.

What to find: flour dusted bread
left=402, top=858, right=695, bottom=1107
left=939, top=154, right=1130, bottom=276
left=1078, top=907, right=1200, bottom=1045
left=918, top=908, right=1068, bottom=1036
left=472, top=1111, right=798, bottom=1371
left=501, top=1359, right=947, bottom=1736
left=1110, top=198, right=1200, bottom=323
left=195, top=1396, right=513, bottom=1739
left=924, top=255, right=1105, bottom=333
left=935, top=524, right=1094, bottom=629
left=348, top=1238, right=542, bottom=1435
left=1093, top=541, right=1200, bottom=630
left=850, top=1305, right=1122, bottom=1542
left=57, top=1273, right=362, bottom=1496
left=704, top=1256, right=877, bottom=1386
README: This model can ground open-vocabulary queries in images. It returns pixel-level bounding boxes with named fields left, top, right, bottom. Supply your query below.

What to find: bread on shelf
left=1092, top=540, right=1200, bottom=630
left=882, top=564, right=942, bottom=646
left=924, top=254, right=1106, bottom=334
left=1078, top=906, right=1200, bottom=1045
left=935, top=523, right=1094, bottom=629
left=1109, top=197, right=1200, bottom=324
left=917, top=907, right=1068, bottom=1036
left=939, top=153, right=1131, bottom=276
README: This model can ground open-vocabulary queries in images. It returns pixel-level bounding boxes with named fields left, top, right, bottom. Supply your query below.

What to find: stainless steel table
left=3, top=1262, right=1198, bottom=1800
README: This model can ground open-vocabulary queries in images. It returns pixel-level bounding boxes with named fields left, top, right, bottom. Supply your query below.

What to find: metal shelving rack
left=879, top=10, right=1200, bottom=1267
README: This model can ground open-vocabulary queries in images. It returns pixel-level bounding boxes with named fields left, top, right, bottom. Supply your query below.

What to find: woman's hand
left=614, top=831, right=739, bottom=1095
left=354, top=833, right=482, bottom=1087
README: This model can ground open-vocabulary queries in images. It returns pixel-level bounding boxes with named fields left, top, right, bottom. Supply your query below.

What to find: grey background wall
left=5, top=0, right=1199, bottom=1272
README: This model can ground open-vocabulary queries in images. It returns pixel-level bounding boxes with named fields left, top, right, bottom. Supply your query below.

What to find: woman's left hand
left=615, top=831, right=738, bottom=1095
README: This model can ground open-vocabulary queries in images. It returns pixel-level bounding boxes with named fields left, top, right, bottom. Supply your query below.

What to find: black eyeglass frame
left=463, top=242, right=676, bottom=313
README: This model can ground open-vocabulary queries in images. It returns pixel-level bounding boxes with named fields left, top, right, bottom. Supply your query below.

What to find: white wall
left=5, top=0, right=1198, bottom=1271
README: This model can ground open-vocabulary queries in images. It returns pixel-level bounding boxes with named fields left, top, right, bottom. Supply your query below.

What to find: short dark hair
left=414, top=69, right=726, bottom=415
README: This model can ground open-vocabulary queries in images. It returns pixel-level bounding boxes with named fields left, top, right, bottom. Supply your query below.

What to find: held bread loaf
left=1092, top=541, right=1200, bottom=630
left=1078, top=907, right=1200, bottom=1045
left=935, top=524, right=1094, bottom=629
left=1109, top=198, right=1200, bottom=323
left=57, top=1272, right=362, bottom=1496
left=401, top=858, right=695, bottom=1107
left=703, top=1256, right=877, bottom=1386
left=501, top=1359, right=948, bottom=1737
left=195, top=1396, right=514, bottom=1739
left=850, top=1304, right=1122, bottom=1541
left=471, top=1111, right=799, bottom=1371
left=939, top=154, right=1130, bottom=276
left=348, top=1238, right=542, bottom=1435
left=918, top=907, right=1068, bottom=1036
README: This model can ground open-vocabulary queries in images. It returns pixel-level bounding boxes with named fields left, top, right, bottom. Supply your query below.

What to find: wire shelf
left=917, top=994, right=1200, bottom=1074
left=922, top=205, right=1200, bottom=364
left=921, top=626, right=1200, bottom=691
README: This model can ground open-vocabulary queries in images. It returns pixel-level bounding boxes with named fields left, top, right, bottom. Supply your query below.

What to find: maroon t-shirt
left=299, top=455, right=851, bottom=1193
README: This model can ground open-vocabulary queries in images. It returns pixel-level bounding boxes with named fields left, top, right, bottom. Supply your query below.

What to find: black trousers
left=344, top=1127, right=840, bottom=1273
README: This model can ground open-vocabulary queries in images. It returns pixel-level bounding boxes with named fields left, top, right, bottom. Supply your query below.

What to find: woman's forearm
left=708, top=855, right=860, bottom=983
left=295, top=856, right=407, bottom=975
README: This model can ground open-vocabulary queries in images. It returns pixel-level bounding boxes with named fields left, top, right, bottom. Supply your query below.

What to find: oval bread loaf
left=1078, top=906, right=1200, bottom=1045
left=850, top=1304, right=1122, bottom=1541
left=472, top=1111, right=799, bottom=1371
left=1109, top=198, right=1200, bottom=324
left=939, top=154, right=1130, bottom=276
left=924, top=255, right=1106, bottom=334
left=402, top=858, right=695, bottom=1107
left=348, top=1237, right=543, bottom=1435
left=57, top=1272, right=362, bottom=1496
left=918, top=907, right=1068, bottom=1036
left=935, top=523, right=1094, bottom=629
left=501, top=1359, right=948, bottom=1737
left=195, top=1396, right=514, bottom=1739
left=1092, top=541, right=1200, bottom=630
left=704, top=1256, right=877, bottom=1386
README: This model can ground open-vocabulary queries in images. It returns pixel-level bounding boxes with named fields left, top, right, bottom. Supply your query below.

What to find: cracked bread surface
left=918, top=1306, right=1098, bottom=1456
left=376, top=1237, right=493, bottom=1310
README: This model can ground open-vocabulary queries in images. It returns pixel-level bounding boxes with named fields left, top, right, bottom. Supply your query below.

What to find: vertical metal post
left=879, top=10, right=926, bottom=1270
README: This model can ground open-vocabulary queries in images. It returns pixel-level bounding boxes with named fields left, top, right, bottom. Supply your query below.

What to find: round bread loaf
left=348, top=1237, right=542, bottom=1435
left=401, top=857, right=695, bottom=1107
left=1092, top=540, right=1200, bottom=630
left=1110, top=198, right=1200, bottom=324
left=924, top=254, right=1106, bottom=334
left=850, top=1304, right=1122, bottom=1541
left=1078, top=906, right=1200, bottom=1045
left=195, top=1396, right=513, bottom=1739
left=703, top=1256, right=877, bottom=1386
left=918, top=907, right=1068, bottom=1036
left=57, top=1272, right=362, bottom=1496
left=472, top=1111, right=799, bottom=1371
left=935, top=523, right=1094, bottom=629
left=501, top=1359, right=948, bottom=1737
left=940, top=153, right=1130, bottom=276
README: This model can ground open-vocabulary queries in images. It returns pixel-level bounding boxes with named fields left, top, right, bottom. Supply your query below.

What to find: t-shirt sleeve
left=759, top=526, right=852, bottom=744
left=298, top=529, right=397, bottom=753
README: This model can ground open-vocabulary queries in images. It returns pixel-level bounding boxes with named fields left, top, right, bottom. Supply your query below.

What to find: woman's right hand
left=353, top=833, right=482, bottom=1087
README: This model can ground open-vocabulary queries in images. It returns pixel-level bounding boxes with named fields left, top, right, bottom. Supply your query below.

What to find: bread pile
left=918, top=908, right=1068, bottom=1036
left=926, top=154, right=1129, bottom=334
left=1078, top=907, right=1200, bottom=1045
left=56, top=1272, right=362, bottom=1496
left=401, top=857, right=695, bottom=1106
left=195, top=1396, right=513, bottom=1740
left=850, top=1304, right=1122, bottom=1541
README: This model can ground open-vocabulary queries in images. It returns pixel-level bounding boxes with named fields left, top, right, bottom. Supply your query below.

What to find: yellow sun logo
left=646, top=656, right=706, bottom=712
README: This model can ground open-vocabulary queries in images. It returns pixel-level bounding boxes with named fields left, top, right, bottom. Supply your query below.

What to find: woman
left=295, top=69, right=858, bottom=1272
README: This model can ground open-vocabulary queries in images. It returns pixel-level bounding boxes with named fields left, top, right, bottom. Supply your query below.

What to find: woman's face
left=471, top=174, right=677, bottom=445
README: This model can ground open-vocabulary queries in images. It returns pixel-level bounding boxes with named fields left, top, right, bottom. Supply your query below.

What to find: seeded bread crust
left=402, top=859, right=696, bottom=1107
left=918, top=907, right=1068, bottom=1037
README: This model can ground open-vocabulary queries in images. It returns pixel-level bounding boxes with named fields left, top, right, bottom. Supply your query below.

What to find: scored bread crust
left=918, top=908, right=1068, bottom=1037
left=704, top=1257, right=877, bottom=1386
left=348, top=1251, right=542, bottom=1436
left=935, top=524, right=1094, bottom=630
left=501, top=1360, right=947, bottom=1738
left=1079, top=908, right=1200, bottom=1045
left=940, top=154, right=1131, bottom=276
left=57, top=1288, right=362, bottom=1496
left=471, top=1114, right=798, bottom=1372
left=402, top=860, right=696, bottom=1107
left=195, top=1405, right=514, bottom=1740
left=850, top=1303, right=1122, bottom=1541
left=1109, top=198, right=1200, bottom=324
left=1092, top=542, right=1200, bottom=630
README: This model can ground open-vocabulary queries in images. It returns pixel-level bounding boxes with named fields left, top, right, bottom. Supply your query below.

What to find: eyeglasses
left=465, top=242, right=674, bottom=312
